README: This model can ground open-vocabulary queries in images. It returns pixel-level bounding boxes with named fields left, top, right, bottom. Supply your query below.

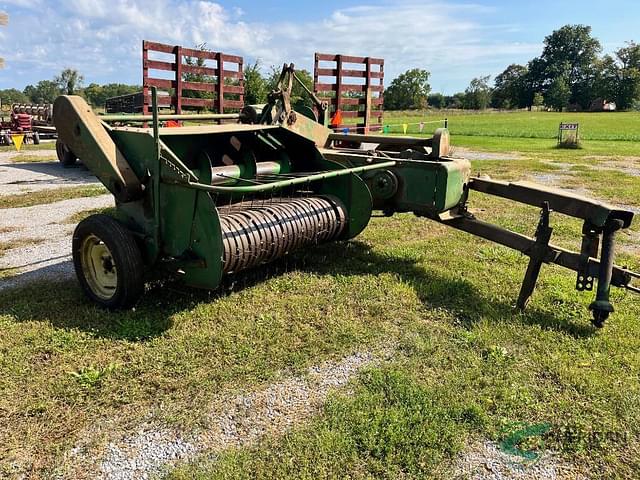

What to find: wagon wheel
left=72, top=214, right=144, bottom=309
left=56, top=139, right=77, bottom=166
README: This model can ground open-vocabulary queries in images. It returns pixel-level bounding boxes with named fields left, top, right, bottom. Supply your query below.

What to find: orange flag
left=330, top=110, right=343, bottom=127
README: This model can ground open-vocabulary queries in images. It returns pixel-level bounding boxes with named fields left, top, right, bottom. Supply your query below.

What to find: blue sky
left=0, top=0, right=638, bottom=94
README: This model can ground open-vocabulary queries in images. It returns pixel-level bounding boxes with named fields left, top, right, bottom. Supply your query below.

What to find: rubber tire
left=33, top=132, right=40, bottom=145
left=56, top=139, right=77, bottom=166
left=3, top=134, right=12, bottom=146
left=72, top=214, right=144, bottom=309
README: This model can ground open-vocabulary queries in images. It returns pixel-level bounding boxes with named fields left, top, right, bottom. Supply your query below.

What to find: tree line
left=2, top=25, right=639, bottom=113
left=384, top=25, right=640, bottom=112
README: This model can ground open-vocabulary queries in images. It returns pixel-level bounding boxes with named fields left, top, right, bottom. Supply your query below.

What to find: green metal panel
left=179, top=190, right=224, bottom=290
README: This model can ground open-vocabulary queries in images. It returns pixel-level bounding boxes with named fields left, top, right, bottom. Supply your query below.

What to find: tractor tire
left=72, top=214, right=145, bottom=309
left=33, top=132, right=40, bottom=145
left=56, top=139, right=77, bottom=166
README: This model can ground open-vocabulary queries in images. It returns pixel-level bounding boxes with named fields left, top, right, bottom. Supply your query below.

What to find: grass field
left=1, top=111, right=639, bottom=479
left=385, top=110, right=640, bottom=141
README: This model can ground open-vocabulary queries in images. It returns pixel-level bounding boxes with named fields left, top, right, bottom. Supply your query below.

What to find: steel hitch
left=441, top=177, right=639, bottom=327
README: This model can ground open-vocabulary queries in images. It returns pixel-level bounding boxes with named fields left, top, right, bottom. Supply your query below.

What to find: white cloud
left=0, top=0, right=543, bottom=93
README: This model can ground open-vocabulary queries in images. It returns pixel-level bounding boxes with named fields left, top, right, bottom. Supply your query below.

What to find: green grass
left=0, top=237, right=45, bottom=254
left=62, top=206, right=116, bottom=224
left=0, top=185, right=107, bottom=209
left=5, top=153, right=58, bottom=163
left=0, top=110, right=639, bottom=478
left=0, top=141, right=56, bottom=153
left=385, top=110, right=640, bottom=141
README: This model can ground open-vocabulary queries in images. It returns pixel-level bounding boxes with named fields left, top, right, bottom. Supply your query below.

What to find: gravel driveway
left=0, top=150, right=99, bottom=196
left=0, top=194, right=114, bottom=291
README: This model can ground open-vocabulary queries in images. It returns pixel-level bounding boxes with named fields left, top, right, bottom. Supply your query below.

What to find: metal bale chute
left=53, top=65, right=639, bottom=328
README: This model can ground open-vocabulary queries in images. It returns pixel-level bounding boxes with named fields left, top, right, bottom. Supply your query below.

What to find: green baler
left=53, top=66, right=639, bottom=327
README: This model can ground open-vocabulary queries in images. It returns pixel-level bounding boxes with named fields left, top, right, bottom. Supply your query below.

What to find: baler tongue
left=438, top=176, right=637, bottom=327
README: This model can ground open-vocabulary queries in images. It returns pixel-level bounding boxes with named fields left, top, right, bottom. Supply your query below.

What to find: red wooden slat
left=315, top=83, right=337, bottom=92
left=340, top=111, right=365, bottom=118
left=181, top=97, right=214, bottom=107
left=143, top=95, right=172, bottom=105
left=220, top=53, right=244, bottom=64
left=146, top=78, right=175, bottom=89
left=223, top=85, right=244, bottom=94
left=143, top=41, right=175, bottom=54
left=145, top=59, right=175, bottom=72
left=315, top=53, right=383, bottom=65
left=221, top=70, right=243, bottom=79
left=182, top=64, right=218, bottom=76
left=181, top=81, right=216, bottom=92
left=180, top=47, right=218, bottom=60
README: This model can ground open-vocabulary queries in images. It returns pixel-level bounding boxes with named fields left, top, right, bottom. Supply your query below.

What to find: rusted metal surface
left=468, top=177, right=633, bottom=229
left=314, top=53, right=384, bottom=133
left=142, top=40, right=244, bottom=115
left=53, top=95, right=141, bottom=201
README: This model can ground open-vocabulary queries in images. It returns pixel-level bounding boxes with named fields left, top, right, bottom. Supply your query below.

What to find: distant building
left=590, top=98, right=617, bottom=112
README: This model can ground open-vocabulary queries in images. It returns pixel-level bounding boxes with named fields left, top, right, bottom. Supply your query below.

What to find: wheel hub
left=80, top=234, right=117, bottom=300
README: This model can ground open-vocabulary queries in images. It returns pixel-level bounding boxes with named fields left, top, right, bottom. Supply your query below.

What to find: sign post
left=558, top=122, right=580, bottom=148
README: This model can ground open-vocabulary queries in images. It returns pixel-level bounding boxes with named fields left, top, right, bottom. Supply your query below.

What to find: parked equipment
left=53, top=65, right=639, bottom=327
left=0, top=109, right=40, bottom=146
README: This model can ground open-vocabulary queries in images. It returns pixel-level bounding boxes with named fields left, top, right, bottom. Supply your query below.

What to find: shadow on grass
left=0, top=240, right=595, bottom=341
left=292, top=240, right=595, bottom=338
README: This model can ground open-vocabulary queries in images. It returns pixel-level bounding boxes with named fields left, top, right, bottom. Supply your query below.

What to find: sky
left=0, top=0, right=639, bottom=94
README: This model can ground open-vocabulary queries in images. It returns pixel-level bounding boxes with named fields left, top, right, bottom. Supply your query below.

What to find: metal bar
left=327, top=132, right=431, bottom=145
left=469, top=177, right=634, bottom=229
left=590, top=219, right=624, bottom=319
left=442, top=215, right=636, bottom=290
left=173, top=161, right=397, bottom=194
left=100, top=113, right=240, bottom=122
left=151, top=87, right=161, bottom=245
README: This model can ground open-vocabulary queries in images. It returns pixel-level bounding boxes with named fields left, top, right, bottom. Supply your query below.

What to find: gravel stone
left=0, top=194, right=114, bottom=290
left=453, top=440, right=588, bottom=480
left=0, top=152, right=99, bottom=196
left=68, top=349, right=390, bottom=480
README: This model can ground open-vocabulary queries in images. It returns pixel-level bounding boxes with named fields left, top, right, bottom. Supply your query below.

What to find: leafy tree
left=83, top=83, right=140, bottom=108
left=464, top=75, right=492, bottom=110
left=444, top=93, right=465, bottom=109
left=492, top=64, right=527, bottom=109
left=55, top=68, right=84, bottom=95
left=427, top=93, right=445, bottom=109
left=23, top=80, right=61, bottom=103
left=0, top=88, right=29, bottom=105
left=545, top=75, right=571, bottom=111
left=540, top=25, right=601, bottom=108
left=522, top=57, right=547, bottom=110
left=383, top=68, right=431, bottom=110
left=243, top=60, right=267, bottom=105
left=614, top=42, right=640, bottom=110
left=532, top=92, right=545, bottom=109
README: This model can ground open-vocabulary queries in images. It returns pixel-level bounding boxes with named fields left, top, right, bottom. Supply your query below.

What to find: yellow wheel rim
left=80, top=234, right=117, bottom=300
